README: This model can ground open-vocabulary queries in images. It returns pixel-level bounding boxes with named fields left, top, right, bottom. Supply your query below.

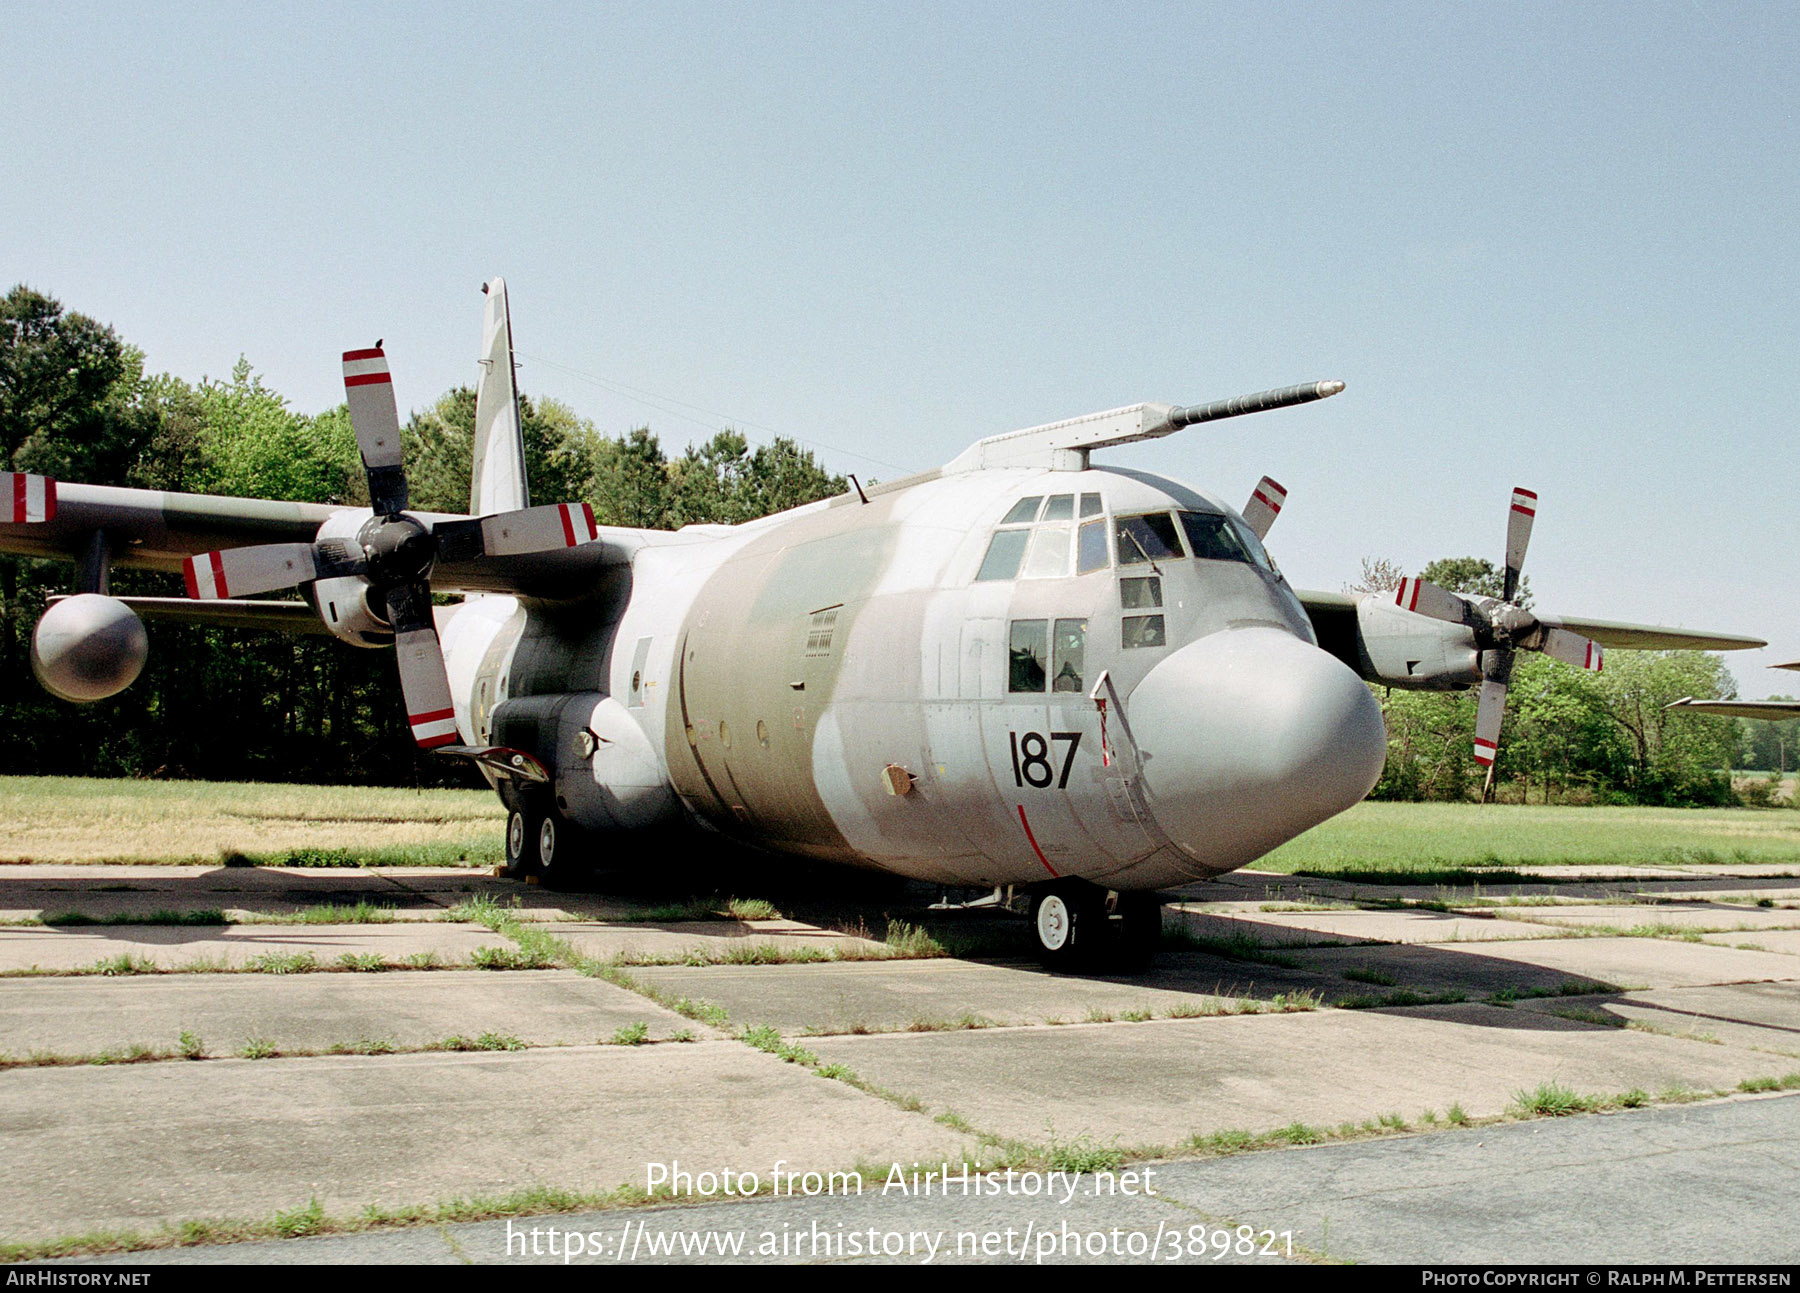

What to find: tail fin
left=471, top=277, right=529, bottom=515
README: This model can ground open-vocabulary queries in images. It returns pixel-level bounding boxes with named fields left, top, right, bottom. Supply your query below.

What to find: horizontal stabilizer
left=1666, top=697, right=1800, bottom=721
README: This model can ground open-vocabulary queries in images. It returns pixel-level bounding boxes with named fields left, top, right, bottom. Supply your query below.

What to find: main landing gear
left=502, top=791, right=588, bottom=885
left=1027, top=879, right=1163, bottom=969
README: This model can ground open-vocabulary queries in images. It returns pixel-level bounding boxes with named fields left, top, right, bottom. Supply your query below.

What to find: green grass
left=427, top=1033, right=527, bottom=1053
left=0, top=775, right=505, bottom=866
left=1258, top=801, right=1800, bottom=876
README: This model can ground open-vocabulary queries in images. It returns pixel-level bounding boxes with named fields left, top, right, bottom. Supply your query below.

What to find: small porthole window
left=756, top=720, right=770, bottom=748
left=719, top=720, right=732, bottom=749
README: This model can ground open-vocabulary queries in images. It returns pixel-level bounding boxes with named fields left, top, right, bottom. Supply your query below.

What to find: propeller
left=1392, top=487, right=1604, bottom=781
left=183, top=345, right=600, bottom=748
left=1240, top=476, right=1287, bottom=540
left=4, top=472, right=56, bottom=524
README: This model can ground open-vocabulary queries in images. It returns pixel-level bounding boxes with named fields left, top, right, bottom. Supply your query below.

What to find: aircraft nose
left=1128, top=627, right=1386, bottom=873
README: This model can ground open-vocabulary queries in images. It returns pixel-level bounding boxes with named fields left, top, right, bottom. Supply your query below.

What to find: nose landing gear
left=1027, top=880, right=1164, bottom=969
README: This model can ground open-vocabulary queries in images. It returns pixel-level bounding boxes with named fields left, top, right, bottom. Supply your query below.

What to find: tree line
left=0, top=285, right=844, bottom=785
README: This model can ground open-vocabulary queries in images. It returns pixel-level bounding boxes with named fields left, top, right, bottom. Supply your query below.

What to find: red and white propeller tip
left=342, top=348, right=402, bottom=467
left=5, top=472, right=55, bottom=524
left=182, top=543, right=316, bottom=601
left=1241, top=477, right=1286, bottom=540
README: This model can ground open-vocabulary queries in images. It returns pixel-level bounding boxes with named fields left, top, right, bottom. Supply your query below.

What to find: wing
left=1537, top=615, right=1767, bottom=653
left=1295, top=590, right=1767, bottom=654
left=1294, top=589, right=1362, bottom=665
left=1, top=481, right=635, bottom=602
left=1666, top=697, right=1800, bottom=721
left=0, top=482, right=335, bottom=573
left=67, top=595, right=337, bottom=635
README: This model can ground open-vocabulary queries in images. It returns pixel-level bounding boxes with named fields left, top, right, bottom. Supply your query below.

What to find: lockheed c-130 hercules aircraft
left=0, top=280, right=1769, bottom=964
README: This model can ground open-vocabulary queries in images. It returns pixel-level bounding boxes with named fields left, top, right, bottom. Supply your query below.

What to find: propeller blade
left=343, top=347, right=408, bottom=515
left=1540, top=627, right=1603, bottom=672
left=1473, top=676, right=1508, bottom=767
left=384, top=582, right=458, bottom=749
left=1240, top=476, right=1287, bottom=540
left=1776, top=660, right=1800, bottom=673
left=1504, top=487, right=1536, bottom=603
left=5, top=472, right=55, bottom=524
left=183, top=543, right=320, bottom=600
left=1394, top=577, right=1469, bottom=626
left=432, top=503, right=600, bottom=562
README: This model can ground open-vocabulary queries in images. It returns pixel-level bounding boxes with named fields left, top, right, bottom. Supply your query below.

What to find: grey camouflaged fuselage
left=445, top=464, right=1374, bottom=891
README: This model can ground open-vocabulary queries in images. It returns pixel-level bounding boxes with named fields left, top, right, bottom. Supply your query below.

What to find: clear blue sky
left=5, top=3, right=1796, bottom=693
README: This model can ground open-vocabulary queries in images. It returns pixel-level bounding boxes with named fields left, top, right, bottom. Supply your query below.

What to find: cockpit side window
left=1115, top=513, right=1185, bottom=565
left=1052, top=619, right=1086, bottom=692
left=1008, top=620, right=1048, bottom=692
left=1001, top=496, right=1043, bottom=525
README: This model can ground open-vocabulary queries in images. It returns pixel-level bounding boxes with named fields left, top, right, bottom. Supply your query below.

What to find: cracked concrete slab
left=0, top=969, right=701, bottom=1057
left=806, top=1005, right=1791, bottom=1147
left=624, top=958, right=1262, bottom=1034
left=0, top=922, right=512, bottom=972
left=1170, top=905, right=1564, bottom=945
left=1516, top=983, right=1800, bottom=1057
left=0, top=1043, right=972, bottom=1244
left=1423, top=935, right=1800, bottom=990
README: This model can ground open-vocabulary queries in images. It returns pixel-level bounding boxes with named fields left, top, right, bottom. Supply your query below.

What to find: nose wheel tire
left=1030, top=881, right=1107, bottom=967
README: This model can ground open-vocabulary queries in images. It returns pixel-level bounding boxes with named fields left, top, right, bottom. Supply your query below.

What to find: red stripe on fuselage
left=1016, top=806, right=1059, bottom=878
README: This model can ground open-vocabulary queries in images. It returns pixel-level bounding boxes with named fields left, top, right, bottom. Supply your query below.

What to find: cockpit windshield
left=1177, top=511, right=1264, bottom=568
left=1114, top=513, right=1185, bottom=565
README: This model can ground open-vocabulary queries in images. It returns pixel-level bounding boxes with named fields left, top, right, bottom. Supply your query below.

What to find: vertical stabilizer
left=471, top=277, right=529, bottom=515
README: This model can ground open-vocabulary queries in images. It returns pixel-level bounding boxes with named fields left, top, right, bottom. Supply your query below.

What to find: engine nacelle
left=31, top=594, right=149, bottom=703
left=1354, top=596, right=1481, bottom=690
left=311, top=576, right=393, bottom=648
